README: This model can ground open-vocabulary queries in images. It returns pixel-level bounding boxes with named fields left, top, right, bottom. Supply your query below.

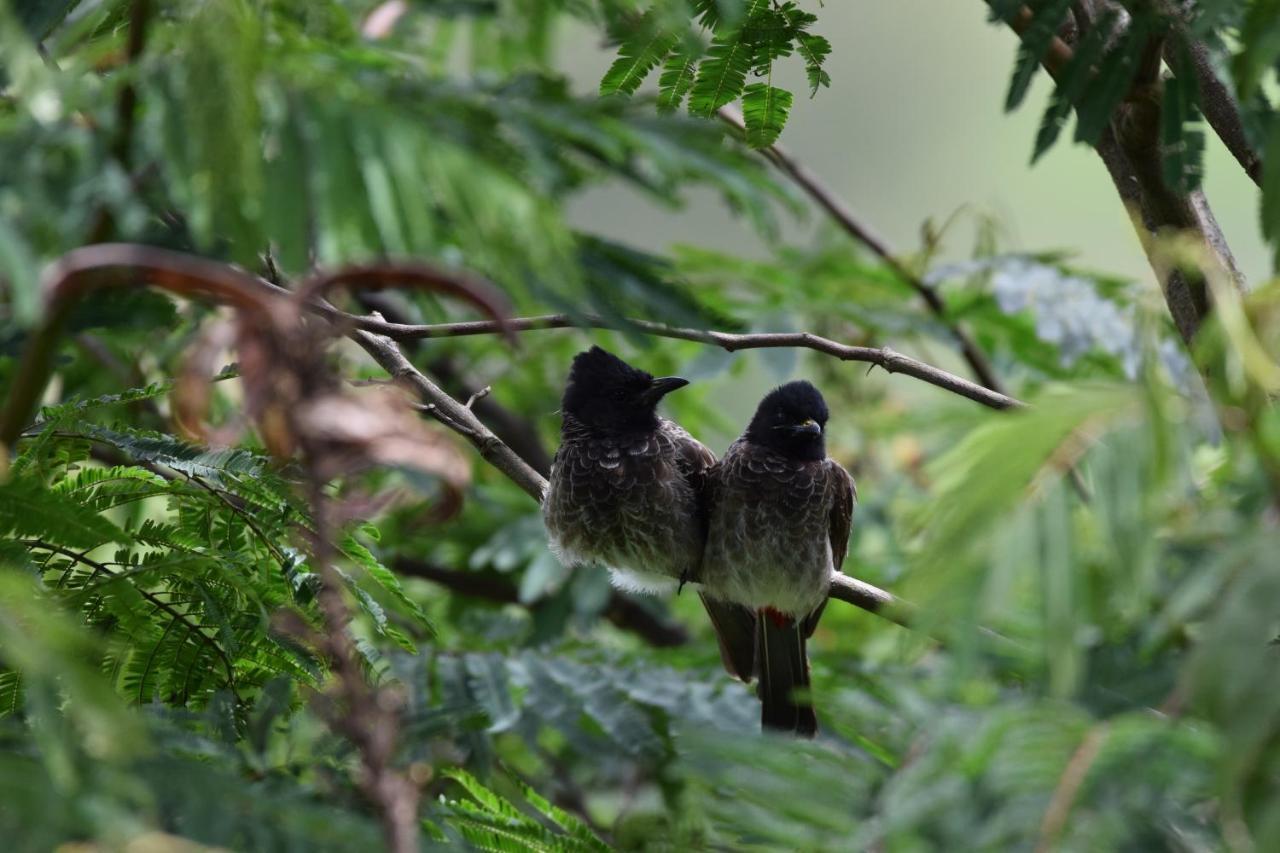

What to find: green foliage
left=600, top=13, right=680, bottom=98
left=599, top=0, right=830, bottom=147
left=3, top=1, right=1280, bottom=850
left=443, top=769, right=610, bottom=851
left=740, top=83, right=793, bottom=149
left=994, top=3, right=1206, bottom=192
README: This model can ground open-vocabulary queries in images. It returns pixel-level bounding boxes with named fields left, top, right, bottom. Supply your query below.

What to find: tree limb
left=1000, top=2, right=1244, bottom=346
left=348, top=328, right=551, bottom=501
left=356, top=292, right=554, bottom=476
left=345, top=314, right=1022, bottom=411
left=718, top=107, right=1007, bottom=394
left=1157, top=1, right=1262, bottom=186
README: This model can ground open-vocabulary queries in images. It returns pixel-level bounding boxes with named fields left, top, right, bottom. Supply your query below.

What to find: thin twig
left=717, top=107, right=1007, bottom=394
left=347, top=314, right=1022, bottom=411
left=1036, top=722, right=1110, bottom=852
left=86, top=0, right=151, bottom=243
left=300, top=480, right=420, bottom=853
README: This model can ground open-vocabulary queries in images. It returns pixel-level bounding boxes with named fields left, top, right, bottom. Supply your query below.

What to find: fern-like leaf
left=1005, top=0, right=1072, bottom=112
left=600, top=15, right=677, bottom=97
left=1073, top=16, right=1149, bottom=145
left=796, top=32, right=832, bottom=96
left=741, top=83, right=793, bottom=148
left=0, top=476, right=126, bottom=550
left=1160, top=45, right=1205, bottom=193
left=341, top=529, right=433, bottom=634
left=1030, top=11, right=1111, bottom=161
left=445, top=769, right=608, bottom=852
left=657, top=52, right=698, bottom=113
left=687, top=0, right=769, bottom=117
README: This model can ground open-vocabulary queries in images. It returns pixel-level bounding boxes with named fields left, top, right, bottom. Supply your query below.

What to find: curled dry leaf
left=294, top=387, right=471, bottom=511
left=172, top=318, right=240, bottom=444
left=362, top=0, right=408, bottom=39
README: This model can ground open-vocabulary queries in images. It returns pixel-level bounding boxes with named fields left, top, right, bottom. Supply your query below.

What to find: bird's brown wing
left=669, top=425, right=717, bottom=487
left=802, top=461, right=856, bottom=639
left=662, top=420, right=718, bottom=537
left=827, top=460, right=857, bottom=573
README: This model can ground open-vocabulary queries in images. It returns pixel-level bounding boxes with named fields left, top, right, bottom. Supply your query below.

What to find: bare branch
left=355, top=292, right=555, bottom=476
left=392, top=557, right=691, bottom=647
left=346, top=314, right=1023, bottom=411
left=349, top=329, right=552, bottom=500
left=1036, top=723, right=1111, bottom=852
left=718, top=107, right=1007, bottom=394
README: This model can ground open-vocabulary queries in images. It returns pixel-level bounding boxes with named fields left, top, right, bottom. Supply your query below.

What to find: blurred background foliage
left=2, top=0, right=1280, bottom=850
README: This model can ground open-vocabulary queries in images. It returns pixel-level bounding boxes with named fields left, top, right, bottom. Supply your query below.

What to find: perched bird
left=700, top=380, right=855, bottom=737
left=543, top=346, right=716, bottom=594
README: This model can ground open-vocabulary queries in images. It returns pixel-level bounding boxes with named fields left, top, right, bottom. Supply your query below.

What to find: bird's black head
left=744, top=380, right=830, bottom=461
left=561, top=346, right=689, bottom=434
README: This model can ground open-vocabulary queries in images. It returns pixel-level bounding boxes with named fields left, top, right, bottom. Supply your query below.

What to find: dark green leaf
left=1005, top=0, right=1072, bottom=112
left=741, top=83, right=793, bottom=149
left=657, top=52, right=698, bottom=113
left=600, top=16, right=678, bottom=97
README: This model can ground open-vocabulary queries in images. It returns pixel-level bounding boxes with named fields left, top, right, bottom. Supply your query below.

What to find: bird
left=699, top=380, right=856, bottom=737
left=542, top=346, right=716, bottom=595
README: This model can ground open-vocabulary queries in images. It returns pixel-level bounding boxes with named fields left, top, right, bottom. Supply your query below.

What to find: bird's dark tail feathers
left=755, top=608, right=817, bottom=737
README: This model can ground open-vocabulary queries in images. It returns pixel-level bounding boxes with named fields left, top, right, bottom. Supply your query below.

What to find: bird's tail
left=755, top=608, right=817, bottom=737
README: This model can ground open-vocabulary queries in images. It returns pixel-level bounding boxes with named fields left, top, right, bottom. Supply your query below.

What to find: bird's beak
left=642, top=376, right=690, bottom=404
left=790, top=418, right=822, bottom=436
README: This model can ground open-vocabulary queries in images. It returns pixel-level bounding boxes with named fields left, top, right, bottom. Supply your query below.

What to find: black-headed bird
left=700, top=380, right=855, bottom=737
left=543, top=346, right=716, bottom=594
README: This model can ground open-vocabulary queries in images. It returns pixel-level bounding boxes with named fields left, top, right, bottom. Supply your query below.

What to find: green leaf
left=444, top=768, right=608, bottom=852
left=687, top=0, right=768, bottom=117
left=341, top=530, right=433, bottom=634
left=795, top=32, right=832, bottom=96
left=508, top=774, right=610, bottom=852
left=1232, top=0, right=1280, bottom=99
left=1262, top=113, right=1280, bottom=269
left=741, top=83, right=793, bottom=149
left=1073, top=17, right=1149, bottom=145
left=1004, top=0, right=1072, bottom=112
left=600, top=17, right=677, bottom=97
left=465, top=654, right=520, bottom=733
left=657, top=52, right=698, bottom=114
left=1160, top=46, right=1205, bottom=194
left=1029, top=12, right=1110, bottom=161
left=0, top=476, right=126, bottom=550
left=12, top=0, right=78, bottom=40
left=1032, top=84, right=1074, bottom=163
left=68, top=424, right=270, bottom=487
